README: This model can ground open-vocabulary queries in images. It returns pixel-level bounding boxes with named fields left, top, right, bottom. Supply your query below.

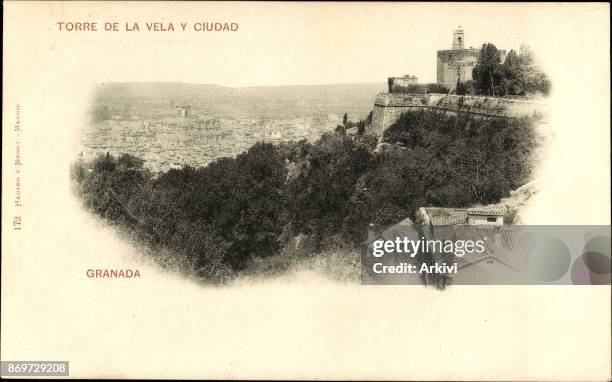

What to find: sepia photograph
left=2, top=2, right=610, bottom=380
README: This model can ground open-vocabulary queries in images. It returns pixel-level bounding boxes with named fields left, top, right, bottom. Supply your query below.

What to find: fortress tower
left=452, top=27, right=465, bottom=50
left=437, top=27, right=506, bottom=90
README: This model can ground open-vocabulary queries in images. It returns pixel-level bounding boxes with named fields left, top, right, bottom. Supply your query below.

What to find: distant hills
left=92, top=82, right=387, bottom=119
left=95, top=81, right=387, bottom=101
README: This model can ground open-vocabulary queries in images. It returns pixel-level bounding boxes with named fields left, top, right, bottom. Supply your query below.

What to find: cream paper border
left=2, top=2, right=610, bottom=380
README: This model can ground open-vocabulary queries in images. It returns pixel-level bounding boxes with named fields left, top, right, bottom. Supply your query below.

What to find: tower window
left=458, top=37, right=462, bottom=43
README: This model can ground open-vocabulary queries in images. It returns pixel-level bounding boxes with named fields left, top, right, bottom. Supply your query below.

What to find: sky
left=20, top=2, right=607, bottom=87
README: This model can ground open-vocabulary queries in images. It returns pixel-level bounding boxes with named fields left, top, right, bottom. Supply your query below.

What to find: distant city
left=80, top=82, right=385, bottom=172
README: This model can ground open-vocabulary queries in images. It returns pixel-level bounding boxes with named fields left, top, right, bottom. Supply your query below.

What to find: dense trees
left=471, top=43, right=504, bottom=96
left=72, top=109, right=538, bottom=283
left=471, top=43, right=551, bottom=96
left=285, top=133, right=373, bottom=246
left=456, top=79, right=476, bottom=96
left=73, top=153, right=149, bottom=225
left=74, top=143, right=287, bottom=279
left=390, top=83, right=450, bottom=95
left=426, top=83, right=451, bottom=94
left=383, top=110, right=537, bottom=205
left=500, top=45, right=551, bottom=96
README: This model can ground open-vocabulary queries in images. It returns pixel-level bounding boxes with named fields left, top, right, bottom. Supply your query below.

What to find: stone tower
left=452, top=27, right=465, bottom=50
left=437, top=27, right=506, bottom=89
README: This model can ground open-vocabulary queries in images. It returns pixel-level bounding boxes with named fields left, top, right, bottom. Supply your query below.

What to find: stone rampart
left=367, top=93, right=550, bottom=135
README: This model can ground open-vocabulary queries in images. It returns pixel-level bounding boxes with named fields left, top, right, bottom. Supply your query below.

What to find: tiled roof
left=430, top=225, right=527, bottom=272
left=466, top=207, right=505, bottom=216
left=424, top=207, right=468, bottom=226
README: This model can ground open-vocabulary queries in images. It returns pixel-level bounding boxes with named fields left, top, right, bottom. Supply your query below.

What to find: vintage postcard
left=2, top=1, right=610, bottom=380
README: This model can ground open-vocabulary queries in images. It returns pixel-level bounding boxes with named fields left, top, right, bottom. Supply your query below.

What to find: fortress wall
left=367, top=93, right=550, bottom=136
left=427, top=94, right=550, bottom=119
left=368, top=93, right=429, bottom=135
